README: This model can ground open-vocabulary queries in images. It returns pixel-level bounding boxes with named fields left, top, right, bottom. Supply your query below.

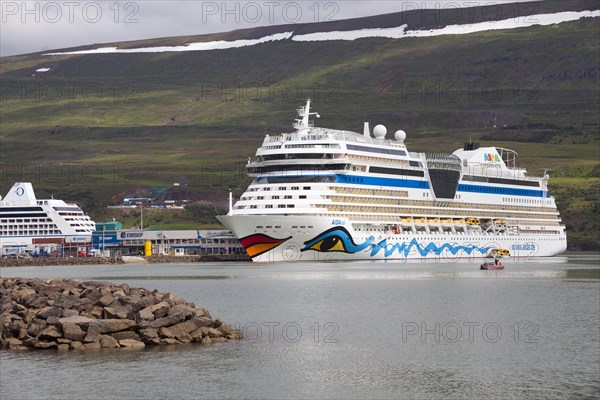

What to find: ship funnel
left=3, top=182, right=36, bottom=205
left=363, top=122, right=370, bottom=137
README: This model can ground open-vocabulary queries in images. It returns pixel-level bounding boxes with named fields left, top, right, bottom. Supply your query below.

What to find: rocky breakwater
left=0, top=278, right=241, bottom=350
left=0, top=257, right=124, bottom=268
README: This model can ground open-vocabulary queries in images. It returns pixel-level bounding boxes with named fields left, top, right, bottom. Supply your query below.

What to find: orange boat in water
left=480, top=260, right=505, bottom=270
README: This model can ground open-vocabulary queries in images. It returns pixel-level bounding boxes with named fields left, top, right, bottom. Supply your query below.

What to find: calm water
left=1, top=254, right=599, bottom=400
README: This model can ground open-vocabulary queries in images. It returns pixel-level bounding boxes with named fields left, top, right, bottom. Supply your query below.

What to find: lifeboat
left=487, top=248, right=510, bottom=258
left=400, top=217, right=413, bottom=225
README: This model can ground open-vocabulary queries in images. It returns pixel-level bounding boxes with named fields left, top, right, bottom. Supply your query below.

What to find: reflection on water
left=2, top=255, right=598, bottom=283
left=0, top=253, right=598, bottom=399
left=565, top=268, right=600, bottom=280
left=85, top=269, right=598, bottom=282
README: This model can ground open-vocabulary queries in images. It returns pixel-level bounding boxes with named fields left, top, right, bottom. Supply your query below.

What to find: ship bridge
left=425, top=153, right=462, bottom=199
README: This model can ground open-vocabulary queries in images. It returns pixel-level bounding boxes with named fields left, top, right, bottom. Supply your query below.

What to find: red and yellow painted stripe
left=239, top=234, right=292, bottom=258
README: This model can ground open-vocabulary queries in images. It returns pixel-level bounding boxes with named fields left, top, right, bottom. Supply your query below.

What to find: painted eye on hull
left=302, top=227, right=372, bottom=254
left=307, top=234, right=347, bottom=252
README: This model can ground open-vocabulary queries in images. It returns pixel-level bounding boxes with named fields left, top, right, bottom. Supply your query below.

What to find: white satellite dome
left=373, top=124, right=387, bottom=139
left=394, top=130, right=406, bottom=142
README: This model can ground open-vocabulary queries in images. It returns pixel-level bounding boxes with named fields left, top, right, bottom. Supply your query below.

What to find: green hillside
left=0, top=1, right=598, bottom=249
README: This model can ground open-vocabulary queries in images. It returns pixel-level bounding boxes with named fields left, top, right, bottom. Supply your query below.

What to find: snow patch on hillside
left=45, top=32, right=293, bottom=55
left=45, top=10, right=599, bottom=55
left=293, top=10, right=600, bottom=41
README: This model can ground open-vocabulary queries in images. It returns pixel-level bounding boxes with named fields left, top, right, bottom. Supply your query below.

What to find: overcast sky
left=1, top=0, right=538, bottom=56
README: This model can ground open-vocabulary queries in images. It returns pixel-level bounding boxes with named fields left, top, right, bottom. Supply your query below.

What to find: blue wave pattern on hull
left=370, top=238, right=495, bottom=258
left=302, top=227, right=495, bottom=258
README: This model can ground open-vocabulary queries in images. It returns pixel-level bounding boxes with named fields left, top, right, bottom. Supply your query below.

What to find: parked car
left=2, top=253, right=23, bottom=259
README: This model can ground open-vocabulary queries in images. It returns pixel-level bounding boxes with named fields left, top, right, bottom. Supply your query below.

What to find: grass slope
left=0, top=1, right=598, bottom=248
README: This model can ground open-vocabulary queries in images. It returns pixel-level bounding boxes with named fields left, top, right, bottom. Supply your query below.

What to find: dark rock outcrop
left=0, top=257, right=124, bottom=268
left=0, top=278, right=241, bottom=350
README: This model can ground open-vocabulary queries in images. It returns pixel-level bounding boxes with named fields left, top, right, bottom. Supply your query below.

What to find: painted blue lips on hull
left=302, top=227, right=495, bottom=258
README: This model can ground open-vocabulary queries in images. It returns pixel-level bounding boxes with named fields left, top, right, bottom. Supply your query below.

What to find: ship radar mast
left=293, top=98, right=320, bottom=134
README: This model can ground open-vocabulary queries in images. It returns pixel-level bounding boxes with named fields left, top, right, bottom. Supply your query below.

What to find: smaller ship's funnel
left=3, top=182, right=36, bottom=205
left=363, top=122, right=370, bottom=137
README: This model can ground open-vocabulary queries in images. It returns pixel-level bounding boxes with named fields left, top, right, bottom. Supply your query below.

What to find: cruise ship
left=218, top=100, right=567, bottom=262
left=0, top=182, right=96, bottom=255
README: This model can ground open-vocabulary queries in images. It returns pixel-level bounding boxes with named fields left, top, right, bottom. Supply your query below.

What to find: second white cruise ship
left=0, top=182, right=96, bottom=255
left=218, top=100, right=566, bottom=262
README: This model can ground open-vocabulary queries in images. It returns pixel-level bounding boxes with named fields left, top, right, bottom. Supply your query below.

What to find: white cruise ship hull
left=218, top=215, right=566, bottom=262
left=219, top=100, right=568, bottom=263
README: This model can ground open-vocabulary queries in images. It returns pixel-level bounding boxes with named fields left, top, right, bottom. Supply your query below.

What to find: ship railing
left=499, top=166, right=531, bottom=174
left=263, top=131, right=348, bottom=143
left=511, top=168, right=547, bottom=179
left=263, top=129, right=402, bottom=147
left=463, top=161, right=546, bottom=178
left=510, top=168, right=546, bottom=178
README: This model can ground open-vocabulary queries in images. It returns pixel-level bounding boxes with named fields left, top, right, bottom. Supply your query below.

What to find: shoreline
left=0, top=254, right=251, bottom=268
